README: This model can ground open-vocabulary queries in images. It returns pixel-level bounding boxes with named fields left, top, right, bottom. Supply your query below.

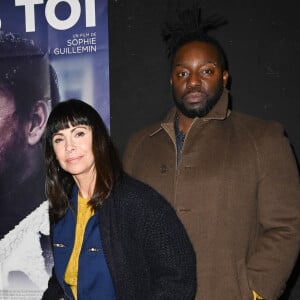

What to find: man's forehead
left=177, top=41, right=218, bottom=54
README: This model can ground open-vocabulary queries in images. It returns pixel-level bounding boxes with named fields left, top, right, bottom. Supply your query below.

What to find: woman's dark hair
left=45, top=99, right=121, bottom=222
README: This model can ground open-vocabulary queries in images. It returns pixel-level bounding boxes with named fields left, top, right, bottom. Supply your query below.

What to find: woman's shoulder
left=114, top=172, right=174, bottom=213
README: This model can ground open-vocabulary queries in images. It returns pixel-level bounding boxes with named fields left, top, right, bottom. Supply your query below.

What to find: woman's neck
left=73, top=171, right=96, bottom=200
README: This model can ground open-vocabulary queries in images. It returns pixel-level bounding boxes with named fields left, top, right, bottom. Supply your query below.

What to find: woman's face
left=52, top=124, right=95, bottom=180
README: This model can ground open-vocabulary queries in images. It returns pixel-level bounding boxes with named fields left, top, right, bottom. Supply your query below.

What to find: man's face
left=0, top=89, right=27, bottom=186
left=171, top=41, right=229, bottom=118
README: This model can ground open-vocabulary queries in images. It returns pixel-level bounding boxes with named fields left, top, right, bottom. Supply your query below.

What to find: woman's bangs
left=49, top=113, right=89, bottom=136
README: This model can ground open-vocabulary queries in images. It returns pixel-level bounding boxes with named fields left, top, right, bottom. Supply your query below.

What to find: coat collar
left=150, top=88, right=231, bottom=137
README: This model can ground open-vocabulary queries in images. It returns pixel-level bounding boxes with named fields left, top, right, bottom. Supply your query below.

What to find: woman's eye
left=53, top=138, right=63, bottom=144
left=75, top=131, right=85, bottom=137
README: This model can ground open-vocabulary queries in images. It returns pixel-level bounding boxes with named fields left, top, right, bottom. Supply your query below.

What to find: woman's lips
left=66, top=156, right=81, bottom=163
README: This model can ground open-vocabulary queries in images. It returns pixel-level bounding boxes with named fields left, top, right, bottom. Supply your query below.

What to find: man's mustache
left=183, top=87, right=206, bottom=98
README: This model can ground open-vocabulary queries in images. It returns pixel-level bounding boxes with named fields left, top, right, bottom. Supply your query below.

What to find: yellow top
left=253, top=290, right=264, bottom=299
left=64, top=193, right=94, bottom=300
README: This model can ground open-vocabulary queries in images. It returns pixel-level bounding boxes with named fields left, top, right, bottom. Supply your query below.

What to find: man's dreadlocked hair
left=161, top=4, right=228, bottom=71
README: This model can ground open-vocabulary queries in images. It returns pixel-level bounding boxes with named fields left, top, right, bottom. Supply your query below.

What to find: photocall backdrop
left=0, top=0, right=299, bottom=299
left=108, top=1, right=300, bottom=300
left=0, top=0, right=109, bottom=298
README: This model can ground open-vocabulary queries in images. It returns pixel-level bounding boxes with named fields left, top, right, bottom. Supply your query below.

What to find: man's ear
left=27, top=100, right=49, bottom=146
left=223, top=70, right=229, bottom=88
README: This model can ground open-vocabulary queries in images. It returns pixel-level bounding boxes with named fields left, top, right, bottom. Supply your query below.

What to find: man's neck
left=176, top=111, right=194, bottom=133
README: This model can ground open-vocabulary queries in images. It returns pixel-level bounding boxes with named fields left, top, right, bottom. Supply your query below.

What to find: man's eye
left=178, top=71, right=188, bottom=77
left=202, top=69, right=213, bottom=75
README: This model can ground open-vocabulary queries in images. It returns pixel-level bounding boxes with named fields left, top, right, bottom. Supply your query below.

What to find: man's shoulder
left=230, top=110, right=273, bottom=124
left=129, top=121, right=163, bottom=140
left=124, top=121, right=166, bottom=155
left=127, top=108, right=175, bottom=143
left=229, top=110, right=284, bottom=136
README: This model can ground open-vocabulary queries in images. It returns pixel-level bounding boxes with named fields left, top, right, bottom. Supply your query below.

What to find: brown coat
left=123, top=90, right=300, bottom=300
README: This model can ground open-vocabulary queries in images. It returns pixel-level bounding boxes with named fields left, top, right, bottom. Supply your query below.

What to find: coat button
left=160, top=165, right=168, bottom=174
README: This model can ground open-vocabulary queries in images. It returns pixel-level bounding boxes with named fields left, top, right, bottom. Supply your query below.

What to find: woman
left=42, top=99, right=196, bottom=300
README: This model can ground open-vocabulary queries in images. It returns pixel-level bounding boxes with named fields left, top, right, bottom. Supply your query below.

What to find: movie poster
left=0, top=0, right=109, bottom=298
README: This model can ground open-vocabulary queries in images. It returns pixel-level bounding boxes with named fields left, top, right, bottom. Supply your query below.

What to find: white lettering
left=85, top=0, right=96, bottom=27
left=15, top=0, right=96, bottom=32
left=66, top=37, right=96, bottom=46
left=53, top=45, right=96, bottom=55
left=45, top=0, right=81, bottom=30
left=15, top=0, right=44, bottom=32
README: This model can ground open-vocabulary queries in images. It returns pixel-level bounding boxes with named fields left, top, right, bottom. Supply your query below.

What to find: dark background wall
left=108, top=0, right=300, bottom=298
left=109, top=0, right=300, bottom=160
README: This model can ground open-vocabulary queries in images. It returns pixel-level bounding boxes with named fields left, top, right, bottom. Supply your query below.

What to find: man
left=0, top=31, right=59, bottom=292
left=123, top=7, right=300, bottom=300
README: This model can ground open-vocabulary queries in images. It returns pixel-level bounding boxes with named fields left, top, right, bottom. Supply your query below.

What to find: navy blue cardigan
left=42, top=173, right=196, bottom=299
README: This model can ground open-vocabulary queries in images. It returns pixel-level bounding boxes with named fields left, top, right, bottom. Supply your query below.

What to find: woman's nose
left=65, top=140, right=75, bottom=152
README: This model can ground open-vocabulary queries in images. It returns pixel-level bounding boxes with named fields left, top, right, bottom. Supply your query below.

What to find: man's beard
left=173, top=85, right=224, bottom=118
left=0, top=129, right=28, bottom=191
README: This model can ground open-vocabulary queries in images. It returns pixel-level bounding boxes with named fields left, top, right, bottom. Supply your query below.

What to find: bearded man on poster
left=0, top=31, right=59, bottom=292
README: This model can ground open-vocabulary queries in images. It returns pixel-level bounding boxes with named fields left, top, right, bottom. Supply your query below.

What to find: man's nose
left=187, top=73, right=201, bottom=89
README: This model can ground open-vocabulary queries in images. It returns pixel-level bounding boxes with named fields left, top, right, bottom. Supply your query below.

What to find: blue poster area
left=0, top=1, right=109, bottom=298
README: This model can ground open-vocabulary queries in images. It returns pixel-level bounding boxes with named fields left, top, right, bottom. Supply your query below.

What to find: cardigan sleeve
left=99, top=174, right=196, bottom=299
left=41, top=267, right=64, bottom=300
left=140, top=193, right=197, bottom=300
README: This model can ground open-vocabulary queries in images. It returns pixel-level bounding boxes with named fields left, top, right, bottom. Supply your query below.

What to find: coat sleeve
left=141, top=192, right=197, bottom=300
left=123, top=132, right=142, bottom=175
left=246, top=122, right=300, bottom=300
left=123, top=134, right=136, bottom=174
left=41, top=267, right=64, bottom=300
